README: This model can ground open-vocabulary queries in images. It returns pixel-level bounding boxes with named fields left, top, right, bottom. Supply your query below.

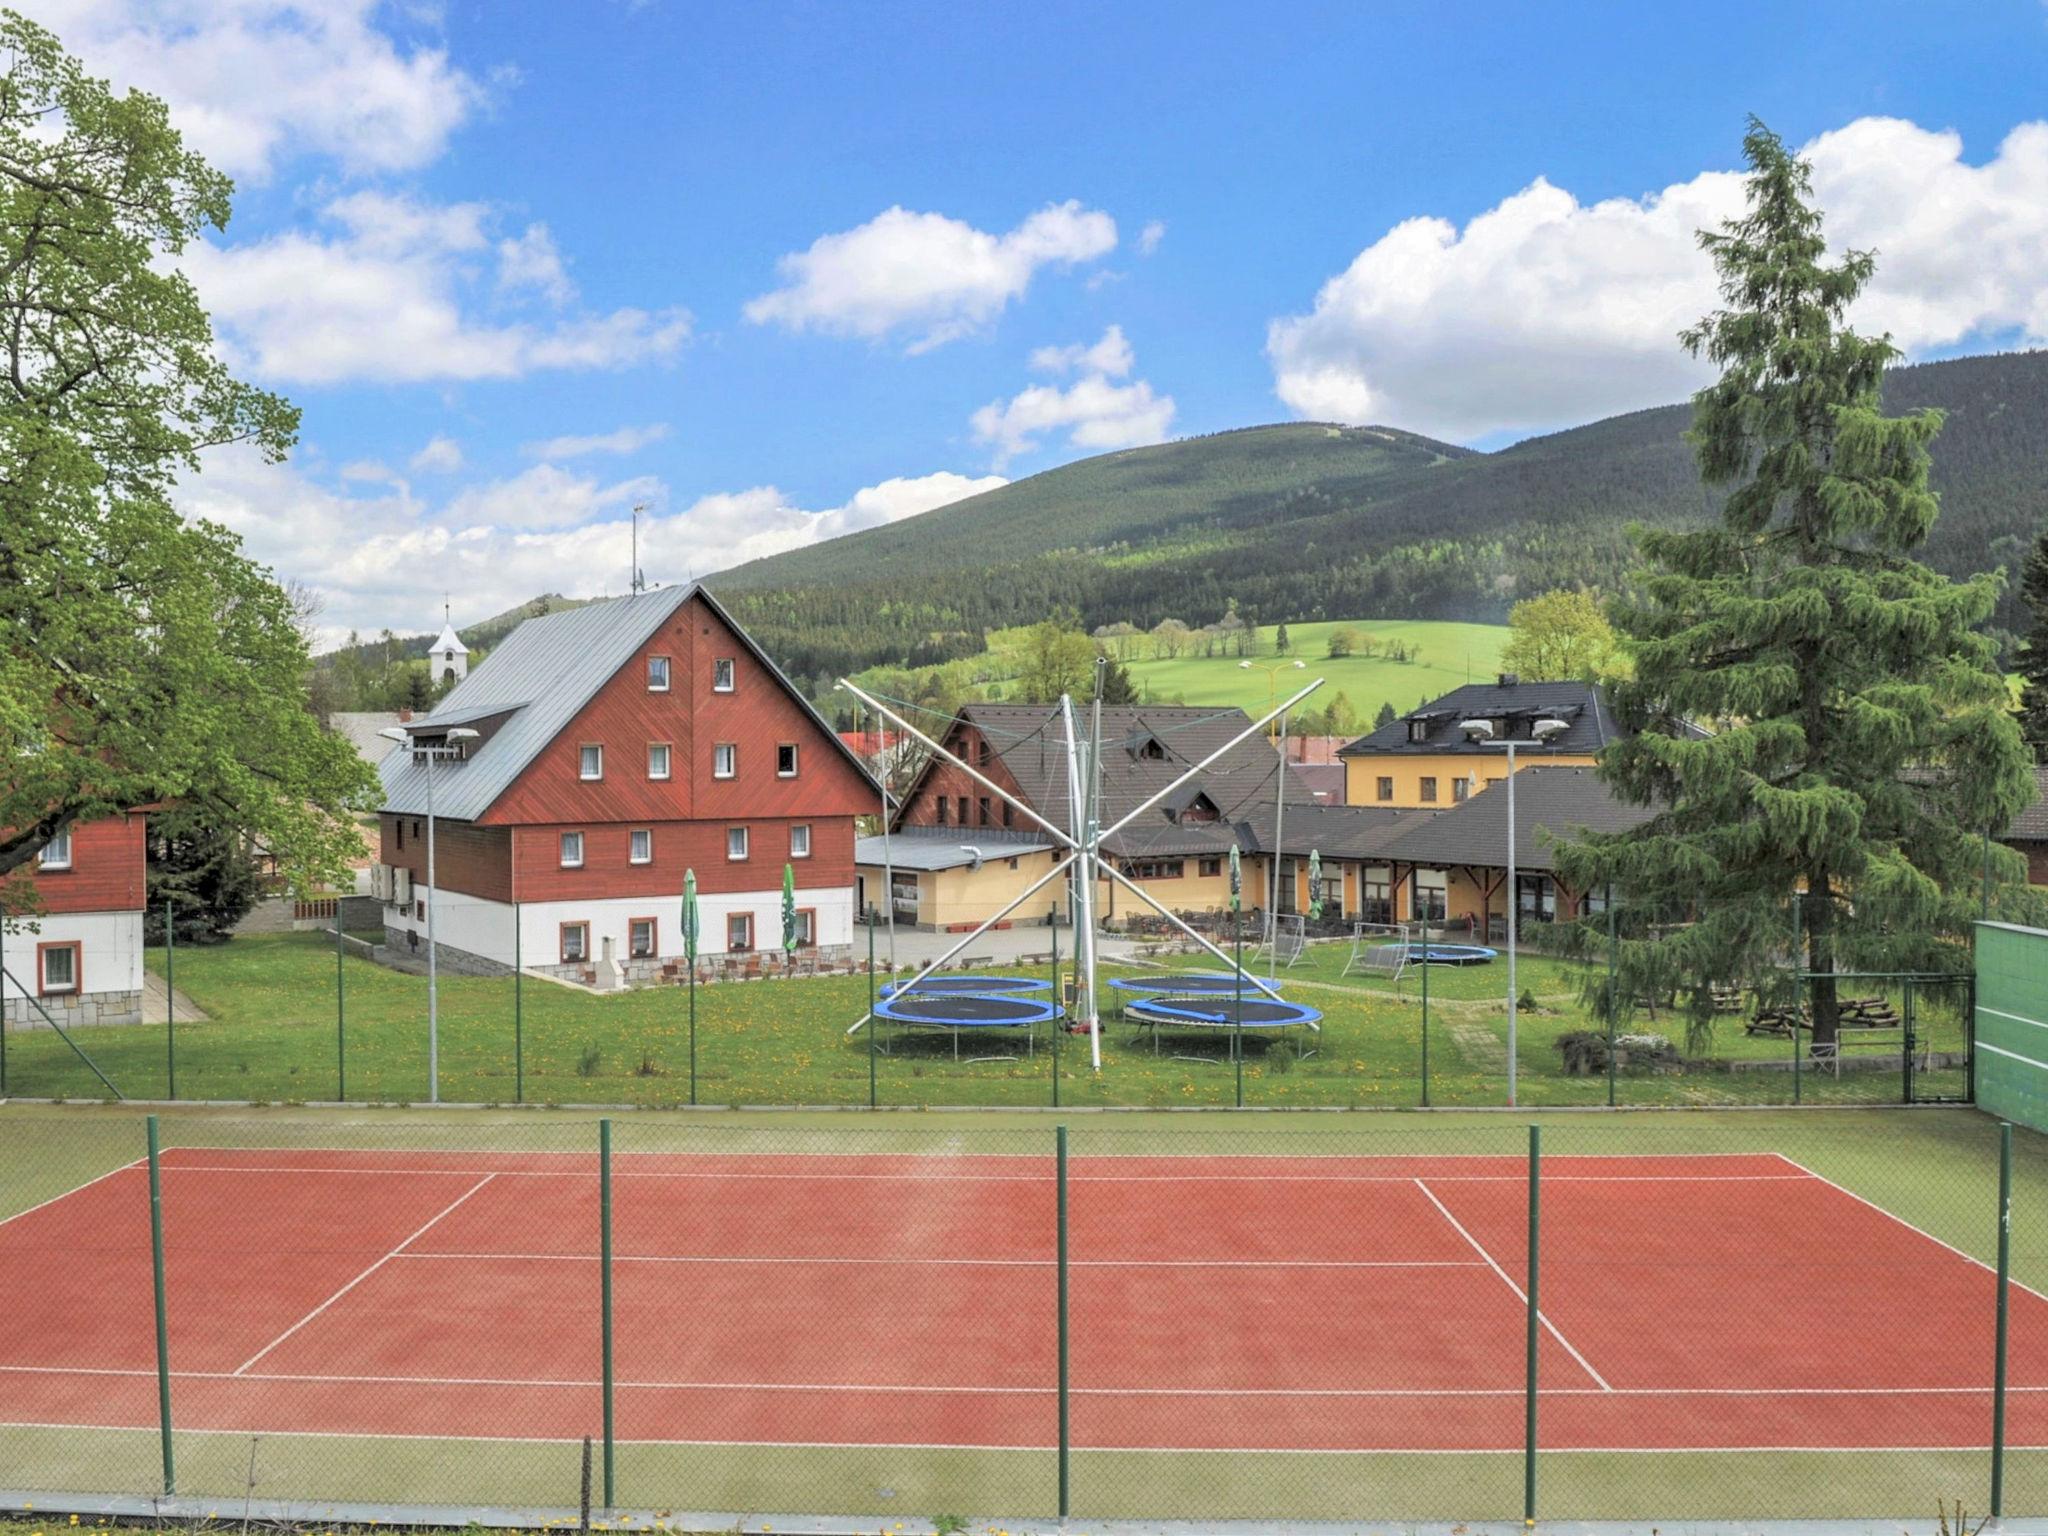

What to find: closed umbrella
left=782, top=863, right=799, bottom=956
left=1308, top=849, right=1324, bottom=921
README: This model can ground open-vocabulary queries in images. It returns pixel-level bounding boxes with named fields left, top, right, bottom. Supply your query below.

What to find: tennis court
left=5, top=1128, right=2047, bottom=1520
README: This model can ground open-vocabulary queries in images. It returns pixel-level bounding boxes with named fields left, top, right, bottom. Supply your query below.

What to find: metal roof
left=856, top=828, right=1060, bottom=872
left=1370, top=766, right=1657, bottom=873
left=379, top=584, right=878, bottom=822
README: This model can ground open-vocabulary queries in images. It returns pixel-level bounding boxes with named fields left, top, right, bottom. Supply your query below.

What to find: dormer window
left=1407, top=719, right=1429, bottom=743
left=1128, top=734, right=1167, bottom=761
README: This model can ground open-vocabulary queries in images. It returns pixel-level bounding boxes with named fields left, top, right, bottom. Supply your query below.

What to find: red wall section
left=378, top=815, right=514, bottom=903
left=511, top=816, right=854, bottom=901
left=21, top=814, right=146, bottom=914
left=899, top=722, right=1034, bottom=830
left=482, top=593, right=872, bottom=828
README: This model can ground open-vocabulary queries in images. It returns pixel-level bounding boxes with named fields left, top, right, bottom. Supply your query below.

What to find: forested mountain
left=709, top=350, right=2048, bottom=695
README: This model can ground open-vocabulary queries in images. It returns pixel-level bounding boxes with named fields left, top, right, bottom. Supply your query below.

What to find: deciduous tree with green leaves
left=0, top=14, right=374, bottom=893
left=1554, top=119, right=2034, bottom=1046
left=1500, top=589, right=1621, bottom=682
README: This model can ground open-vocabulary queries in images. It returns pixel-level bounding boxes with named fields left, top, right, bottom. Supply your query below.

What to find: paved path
left=143, top=971, right=210, bottom=1023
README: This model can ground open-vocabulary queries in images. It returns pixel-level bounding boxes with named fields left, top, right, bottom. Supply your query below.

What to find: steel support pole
left=1994, top=1119, right=2013, bottom=1516
left=164, top=896, right=176, bottom=1100
left=600, top=1117, right=615, bottom=1510
left=426, top=752, right=440, bottom=1105
left=1525, top=1121, right=1541, bottom=1523
left=1056, top=1122, right=1071, bottom=1518
left=1271, top=708, right=1289, bottom=986
left=515, top=903, right=525, bottom=1104
left=336, top=904, right=347, bottom=1101
left=1507, top=741, right=1518, bottom=1108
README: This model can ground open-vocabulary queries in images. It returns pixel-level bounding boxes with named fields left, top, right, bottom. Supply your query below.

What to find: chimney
left=1497, top=673, right=1519, bottom=688
left=398, top=707, right=413, bottom=723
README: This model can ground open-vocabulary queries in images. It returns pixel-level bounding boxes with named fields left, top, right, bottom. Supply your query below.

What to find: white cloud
left=182, top=191, right=692, bottom=384
left=1137, top=220, right=1166, bottom=256
left=181, top=448, right=1003, bottom=645
left=973, top=327, right=1175, bottom=467
left=1266, top=116, right=2048, bottom=442
left=338, top=458, right=393, bottom=482
left=497, top=223, right=574, bottom=306
left=523, top=423, right=672, bottom=460
left=744, top=201, right=1118, bottom=352
left=1028, top=324, right=1134, bottom=378
left=23, top=0, right=487, bottom=181
left=409, top=435, right=463, bottom=473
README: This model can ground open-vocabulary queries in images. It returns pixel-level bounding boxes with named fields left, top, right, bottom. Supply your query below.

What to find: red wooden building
left=375, top=585, right=877, bottom=981
left=1, top=813, right=149, bottom=1031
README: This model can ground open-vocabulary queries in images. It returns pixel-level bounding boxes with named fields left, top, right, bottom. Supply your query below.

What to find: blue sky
left=33, top=0, right=2048, bottom=642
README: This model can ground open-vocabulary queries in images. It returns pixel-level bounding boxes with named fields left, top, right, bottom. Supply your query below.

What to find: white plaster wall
left=0, top=910, right=144, bottom=1001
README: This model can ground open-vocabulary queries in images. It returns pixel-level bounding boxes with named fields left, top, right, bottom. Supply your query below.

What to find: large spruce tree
left=1554, top=120, right=2034, bottom=1044
left=2014, top=529, right=2048, bottom=759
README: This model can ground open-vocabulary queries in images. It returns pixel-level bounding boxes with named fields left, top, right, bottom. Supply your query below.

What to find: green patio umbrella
left=782, top=862, right=799, bottom=955
left=1229, top=845, right=1242, bottom=912
left=1307, top=849, right=1324, bottom=921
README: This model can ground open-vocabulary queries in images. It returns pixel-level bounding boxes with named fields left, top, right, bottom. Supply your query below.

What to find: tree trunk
left=1803, top=876, right=1841, bottom=1046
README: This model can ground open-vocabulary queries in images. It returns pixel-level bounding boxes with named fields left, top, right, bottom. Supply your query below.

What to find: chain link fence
left=0, top=1106, right=2038, bottom=1524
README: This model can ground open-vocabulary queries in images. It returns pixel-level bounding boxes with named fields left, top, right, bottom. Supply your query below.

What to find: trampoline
left=1408, top=943, right=1497, bottom=965
left=880, top=974, right=1051, bottom=1000
left=1124, top=994, right=1322, bottom=1063
left=1107, top=971, right=1281, bottom=1019
left=871, top=989, right=1062, bottom=1062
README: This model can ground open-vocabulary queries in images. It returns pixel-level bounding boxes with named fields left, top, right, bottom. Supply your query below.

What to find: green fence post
left=1057, top=1122, right=1070, bottom=1518
left=1050, top=913, right=1060, bottom=1109
left=147, top=1115, right=175, bottom=1495
left=1994, top=1119, right=2012, bottom=1516
left=1525, top=1122, right=1540, bottom=1525
left=1, top=908, right=9, bottom=1096
left=600, top=1117, right=615, bottom=1510
left=335, top=907, right=346, bottom=1101
left=1903, top=978, right=1917, bottom=1106
left=1419, top=931, right=1430, bottom=1107
left=514, top=903, right=524, bottom=1105
left=1605, top=893, right=1617, bottom=1107
left=163, top=897, right=176, bottom=1100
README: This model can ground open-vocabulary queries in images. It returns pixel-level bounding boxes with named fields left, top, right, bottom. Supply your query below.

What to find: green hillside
left=1119, top=619, right=1510, bottom=722
left=711, top=351, right=2048, bottom=695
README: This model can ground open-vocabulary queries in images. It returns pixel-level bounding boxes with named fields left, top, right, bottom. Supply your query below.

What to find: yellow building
left=1339, top=677, right=1612, bottom=809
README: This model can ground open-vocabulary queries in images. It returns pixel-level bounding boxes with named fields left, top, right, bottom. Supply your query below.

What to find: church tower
left=432, top=602, right=469, bottom=688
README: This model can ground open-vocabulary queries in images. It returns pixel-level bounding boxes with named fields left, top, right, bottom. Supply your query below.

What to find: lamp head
left=1458, top=718, right=1496, bottom=742
left=1533, top=717, right=1570, bottom=744
left=377, top=726, right=409, bottom=744
left=446, top=727, right=480, bottom=743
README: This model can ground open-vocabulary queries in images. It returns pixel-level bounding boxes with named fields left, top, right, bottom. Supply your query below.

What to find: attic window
left=1407, top=719, right=1429, bottom=743
left=1128, top=734, right=1167, bottom=761
left=712, top=657, right=735, bottom=693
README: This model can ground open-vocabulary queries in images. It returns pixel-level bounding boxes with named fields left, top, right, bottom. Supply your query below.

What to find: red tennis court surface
left=4, top=1148, right=2045, bottom=1456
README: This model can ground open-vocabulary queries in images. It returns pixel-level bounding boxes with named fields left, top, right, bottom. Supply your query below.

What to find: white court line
left=230, top=1173, right=497, bottom=1376
left=0, top=1158, right=145, bottom=1231
left=1413, top=1177, right=1613, bottom=1393
left=1771, top=1152, right=2048, bottom=1308
left=2, top=1418, right=2041, bottom=1457
left=390, top=1251, right=1487, bottom=1270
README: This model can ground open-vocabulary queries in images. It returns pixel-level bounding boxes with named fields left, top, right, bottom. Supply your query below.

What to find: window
left=713, top=743, right=737, bottom=779
left=629, top=828, right=653, bottom=864
left=791, top=823, right=811, bottom=858
left=38, top=941, right=79, bottom=995
left=648, top=743, right=672, bottom=780
left=777, top=743, right=799, bottom=778
left=560, top=831, right=585, bottom=867
left=1407, top=719, right=1430, bottom=743
left=1376, top=776, right=1394, bottom=803
left=934, top=797, right=948, bottom=825
left=1127, top=859, right=1185, bottom=880
left=1413, top=870, right=1448, bottom=923
left=727, top=826, right=749, bottom=861
left=727, top=912, right=753, bottom=951
left=793, top=908, right=816, bottom=947
left=977, top=796, right=991, bottom=826
left=1420, top=777, right=1439, bottom=803
left=977, top=739, right=992, bottom=768
left=1001, top=802, right=1013, bottom=827
left=560, top=923, right=588, bottom=963
left=579, top=744, right=603, bottom=781
left=629, top=917, right=657, bottom=959
left=1452, top=777, right=1470, bottom=803
left=956, top=796, right=968, bottom=824
left=38, top=829, right=72, bottom=870
left=647, top=655, right=671, bottom=691
left=712, top=657, right=735, bottom=692
left=394, top=820, right=405, bottom=851
left=1199, top=856, right=1223, bottom=878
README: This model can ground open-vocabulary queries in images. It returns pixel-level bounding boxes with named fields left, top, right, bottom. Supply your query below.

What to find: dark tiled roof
left=1232, top=803, right=1435, bottom=861
left=1292, top=763, right=1347, bottom=802
left=937, top=704, right=1317, bottom=855
left=1337, top=679, right=1618, bottom=759
left=1372, top=766, right=1657, bottom=873
left=2006, top=766, right=2048, bottom=842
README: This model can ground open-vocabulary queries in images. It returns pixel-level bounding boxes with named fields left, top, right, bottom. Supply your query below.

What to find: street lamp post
left=1458, top=716, right=1570, bottom=1107
left=1242, top=658, right=1305, bottom=973
left=1240, top=658, right=1306, bottom=742
left=380, top=724, right=479, bottom=1103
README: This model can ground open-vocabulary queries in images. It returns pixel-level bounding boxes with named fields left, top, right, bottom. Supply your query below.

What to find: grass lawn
left=1118, top=617, right=1510, bottom=723
left=0, top=930, right=1965, bottom=1110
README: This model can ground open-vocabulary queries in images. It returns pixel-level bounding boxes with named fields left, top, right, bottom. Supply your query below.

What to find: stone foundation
left=4, top=989, right=144, bottom=1030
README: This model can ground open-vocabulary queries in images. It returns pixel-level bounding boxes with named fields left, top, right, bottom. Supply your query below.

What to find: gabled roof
left=1337, top=678, right=1619, bottom=758
left=379, top=584, right=877, bottom=821
left=1232, top=802, right=1434, bottom=861
left=2005, top=765, right=2048, bottom=842
left=919, top=704, right=1318, bottom=856
left=1371, top=766, right=1657, bottom=873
